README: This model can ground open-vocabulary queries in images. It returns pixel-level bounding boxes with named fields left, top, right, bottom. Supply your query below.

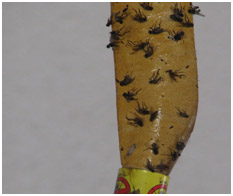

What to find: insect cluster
left=169, top=3, right=194, bottom=27
left=125, top=101, right=160, bottom=128
left=107, top=2, right=201, bottom=173
left=106, top=3, right=204, bottom=51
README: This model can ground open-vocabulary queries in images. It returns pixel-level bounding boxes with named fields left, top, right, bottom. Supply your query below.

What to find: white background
left=3, top=2, right=231, bottom=194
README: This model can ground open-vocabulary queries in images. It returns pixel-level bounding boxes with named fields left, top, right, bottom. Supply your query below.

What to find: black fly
left=106, top=41, right=119, bottom=49
left=150, top=108, right=159, bottom=122
left=148, top=20, right=164, bottom=34
left=170, top=14, right=183, bottom=23
left=176, top=141, right=185, bottom=151
left=146, top=159, right=169, bottom=173
left=135, top=101, right=150, bottom=115
left=144, top=142, right=159, bottom=155
left=171, top=3, right=185, bottom=17
left=132, top=9, right=147, bottom=23
left=167, top=29, right=184, bottom=42
left=176, top=107, right=189, bottom=118
left=126, top=113, right=143, bottom=127
left=106, top=14, right=113, bottom=27
left=116, top=71, right=135, bottom=86
left=164, top=149, right=180, bottom=161
left=107, top=27, right=129, bottom=49
left=149, top=69, right=162, bottom=84
left=127, top=39, right=151, bottom=56
left=108, top=5, right=129, bottom=26
left=110, top=27, right=130, bottom=41
left=127, top=39, right=148, bottom=53
left=123, top=88, right=141, bottom=102
left=144, top=44, right=154, bottom=58
left=188, top=3, right=205, bottom=16
left=139, top=2, right=153, bottom=10
left=170, top=3, right=184, bottom=22
left=154, top=162, right=169, bottom=173
left=145, top=159, right=156, bottom=172
left=115, top=9, right=130, bottom=24
left=170, top=150, right=180, bottom=161
left=181, top=14, right=194, bottom=27
left=122, top=4, right=129, bottom=13
left=166, top=69, right=185, bottom=82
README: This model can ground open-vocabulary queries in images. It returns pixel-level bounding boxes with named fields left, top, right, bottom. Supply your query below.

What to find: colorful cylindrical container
left=114, top=168, right=169, bottom=194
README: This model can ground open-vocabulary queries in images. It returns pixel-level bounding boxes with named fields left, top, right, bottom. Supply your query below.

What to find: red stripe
left=148, top=184, right=167, bottom=194
left=114, top=177, right=130, bottom=194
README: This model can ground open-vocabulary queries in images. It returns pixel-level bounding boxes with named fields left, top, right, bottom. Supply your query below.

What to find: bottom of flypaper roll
left=114, top=168, right=169, bottom=194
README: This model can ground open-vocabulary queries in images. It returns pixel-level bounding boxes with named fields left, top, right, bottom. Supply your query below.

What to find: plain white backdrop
left=3, top=2, right=231, bottom=194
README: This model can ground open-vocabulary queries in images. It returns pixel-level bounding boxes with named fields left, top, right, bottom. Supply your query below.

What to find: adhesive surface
left=110, top=2, right=198, bottom=175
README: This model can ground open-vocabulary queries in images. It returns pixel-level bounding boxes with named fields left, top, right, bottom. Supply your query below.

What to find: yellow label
left=114, top=168, right=169, bottom=194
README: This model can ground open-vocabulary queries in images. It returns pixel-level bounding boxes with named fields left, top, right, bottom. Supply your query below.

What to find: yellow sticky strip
left=114, top=168, right=169, bottom=194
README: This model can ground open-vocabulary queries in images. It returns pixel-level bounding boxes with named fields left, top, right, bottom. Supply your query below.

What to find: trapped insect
left=176, top=140, right=185, bottom=151
left=144, top=142, right=159, bottom=155
left=115, top=9, right=130, bottom=24
left=127, top=144, right=136, bottom=156
left=166, top=69, right=185, bottom=82
left=144, top=44, right=154, bottom=58
left=122, top=4, right=129, bottom=13
left=132, top=9, right=147, bottom=23
left=116, top=71, right=135, bottom=86
left=167, top=29, right=185, bottom=42
left=181, top=14, right=194, bottom=27
left=176, top=107, right=189, bottom=118
left=110, top=27, right=130, bottom=41
left=126, top=113, right=143, bottom=127
left=188, top=3, right=205, bottom=16
left=170, top=3, right=184, bottom=22
left=123, top=88, right=141, bottom=102
left=148, top=20, right=164, bottom=34
left=171, top=3, right=185, bottom=17
left=106, top=41, right=119, bottom=49
left=127, top=39, right=150, bottom=54
left=145, top=159, right=156, bottom=172
left=170, top=150, right=180, bottom=161
left=107, top=27, right=129, bottom=49
left=127, top=39, right=154, bottom=58
left=106, top=14, right=113, bottom=27
left=154, top=162, right=169, bottom=173
left=170, top=14, right=183, bottom=23
left=139, top=2, right=153, bottom=10
left=150, top=108, right=159, bottom=122
left=164, top=149, right=180, bottom=161
left=135, top=101, right=150, bottom=115
left=149, top=69, right=162, bottom=84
